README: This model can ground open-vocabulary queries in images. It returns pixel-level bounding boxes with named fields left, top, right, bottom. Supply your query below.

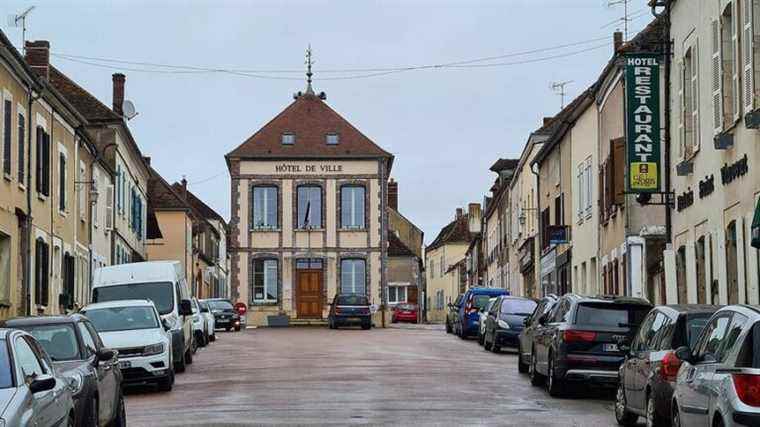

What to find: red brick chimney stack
left=387, top=178, right=398, bottom=211
left=25, top=40, right=50, bottom=80
left=613, top=31, right=624, bottom=52
left=112, top=73, right=125, bottom=116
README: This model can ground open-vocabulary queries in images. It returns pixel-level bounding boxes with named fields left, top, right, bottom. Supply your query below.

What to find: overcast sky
left=2, top=0, right=653, bottom=243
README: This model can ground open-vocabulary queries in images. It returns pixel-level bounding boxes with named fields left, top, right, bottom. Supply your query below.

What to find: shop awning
left=752, top=197, right=760, bottom=249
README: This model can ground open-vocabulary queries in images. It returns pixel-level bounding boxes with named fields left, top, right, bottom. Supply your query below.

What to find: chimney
left=181, top=176, right=188, bottom=200
left=387, top=178, right=398, bottom=211
left=543, top=117, right=554, bottom=126
left=468, top=203, right=482, bottom=234
left=25, top=41, right=50, bottom=80
left=112, top=73, right=125, bottom=116
left=613, top=31, right=624, bottom=52
left=455, top=208, right=463, bottom=219
left=143, top=156, right=151, bottom=166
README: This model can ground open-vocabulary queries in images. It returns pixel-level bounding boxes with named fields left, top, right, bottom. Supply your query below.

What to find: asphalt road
left=124, top=325, right=631, bottom=426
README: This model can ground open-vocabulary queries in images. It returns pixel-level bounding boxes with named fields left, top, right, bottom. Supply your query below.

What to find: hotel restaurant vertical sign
left=625, top=53, right=661, bottom=193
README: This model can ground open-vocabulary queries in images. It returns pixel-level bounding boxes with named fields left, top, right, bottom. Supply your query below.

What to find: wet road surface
left=125, top=325, right=629, bottom=426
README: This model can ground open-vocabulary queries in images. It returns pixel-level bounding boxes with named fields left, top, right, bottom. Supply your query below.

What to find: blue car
left=454, top=287, right=509, bottom=339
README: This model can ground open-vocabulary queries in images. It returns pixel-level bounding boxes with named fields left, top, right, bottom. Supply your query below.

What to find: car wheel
left=174, top=351, right=186, bottom=373
left=67, top=411, right=75, bottom=427
left=157, top=370, right=174, bottom=392
left=713, top=416, right=725, bottom=427
left=209, top=333, right=216, bottom=342
left=361, top=321, right=371, bottom=330
left=546, top=356, right=564, bottom=397
left=671, top=402, right=681, bottom=427
left=615, top=383, right=638, bottom=426
left=185, top=348, right=193, bottom=365
left=225, top=326, right=232, bottom=332
left=645, top=391, right=665, bottom=427
left=445, top=321, right=452, bottom=334
left=87, top=397, right=98, bottom=427
left=484, top=333, right=493, bottom=351
left=235, top=325, right=241, bottom=332
left=491, top=342, right=501, bottom=353
left=529, top=350, right=544, bottom=386
left=518, top=353, right=529, bottom=373
left=109, top=393, right=127, bottom=427
left=458, top=322, right=467, bottom=340
left=478, top=331, right=485, bottom=346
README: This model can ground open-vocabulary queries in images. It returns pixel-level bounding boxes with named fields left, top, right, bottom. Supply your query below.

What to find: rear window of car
left=736, top=321, right=760, bottom=368
left=472, top=295, right=494, bottom=309
left=501, top=299, right=537, bottom=315
left=208, top=300, right=234, bottom=310
left=684, top=315, right=711, bottom=349
left=337, top=295, right=369, bottom=306
left=574, top=303, right=650, bottom=328
left=0, top=342, right=11, bottom=389
left=396, top=304, right=416, bottom=310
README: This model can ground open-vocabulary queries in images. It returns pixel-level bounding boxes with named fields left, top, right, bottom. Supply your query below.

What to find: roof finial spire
left=305, top=44, right=314, bottom=95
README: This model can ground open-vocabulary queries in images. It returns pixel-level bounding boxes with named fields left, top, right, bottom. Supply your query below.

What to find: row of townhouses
left=0, top=29, right=229, bottom=319
left=427, top=0, right=760, bottom=316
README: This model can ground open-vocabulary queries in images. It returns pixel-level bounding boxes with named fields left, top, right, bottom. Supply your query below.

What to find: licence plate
left=119, top=361, right=131, bottom=369
left=347, top=317, right=361, bottom=322
left=603, top=343, right=619, bottom=352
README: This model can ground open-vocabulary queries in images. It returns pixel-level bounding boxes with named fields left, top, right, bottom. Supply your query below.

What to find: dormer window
left=326, top=133, right=339, bottom=145
left=281, top=132, right=295, bottom=145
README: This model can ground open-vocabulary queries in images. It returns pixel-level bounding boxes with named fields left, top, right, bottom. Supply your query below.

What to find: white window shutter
left=733, top=0, right=742, bottom=121
left=712, top=19, right=725, bottom=135
left=744, top=0, right=757, bottom=112
left=678, top=59, right=685, bottom=159
left=105, top=184, right=114, bottom=230
left=692, top=42, right=701, bottom=150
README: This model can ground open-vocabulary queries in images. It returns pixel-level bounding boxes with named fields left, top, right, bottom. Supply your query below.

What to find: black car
left=205, top=299, right=241, bottom=332
left=615, top=305, right=718, bottom=426
left=3, top=314, right=126, bottom=427
left=518, top=295, right=558, bottom=373
left=445, top=294, right=463, bottom=334
left=328, top=294, right=372, bottom=330
left=529, top=294, right=652, bottom=397
left=482, top=296, right=537, bottom=353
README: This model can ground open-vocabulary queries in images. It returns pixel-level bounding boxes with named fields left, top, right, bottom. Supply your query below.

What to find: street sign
left=625, top=53, right=661, bottom=193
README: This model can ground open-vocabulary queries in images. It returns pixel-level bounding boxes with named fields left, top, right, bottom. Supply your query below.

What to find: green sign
left=625, top=53, right=661, bottom=193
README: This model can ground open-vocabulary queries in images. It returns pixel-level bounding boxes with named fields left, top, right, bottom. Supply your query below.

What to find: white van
left=91, top=261, right=194, bottom=373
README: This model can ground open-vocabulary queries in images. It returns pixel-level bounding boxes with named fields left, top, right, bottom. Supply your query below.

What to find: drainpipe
left=86, top=138, right=117, bottom=301
left=24, top=83, right=42, bottom=316
left=530, top=161, right=540, bottom=298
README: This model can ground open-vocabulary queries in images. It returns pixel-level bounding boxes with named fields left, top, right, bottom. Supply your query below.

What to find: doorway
left=296, top=258, right=323, bottom=319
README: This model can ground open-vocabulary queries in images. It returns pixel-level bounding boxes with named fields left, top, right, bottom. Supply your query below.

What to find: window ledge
left=250, top=301, right=278, bottom=306
left=59, top=210, right=67, bottom=218
left=3, top=174, right=10, bottom=182
left=251, top=228, right=280, bottom=232
left=18, top=183, right=25, bottom=191
left=339, top=227, right=367, bottom=232
left=296, top=228, right=325, bottom=232
left=0, top=300, right=11, bottom=308
left=37, top=193, right=47, bottom=202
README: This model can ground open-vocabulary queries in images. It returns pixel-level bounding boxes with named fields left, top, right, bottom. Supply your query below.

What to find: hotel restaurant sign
left=625, top=53, right=661, bottom=193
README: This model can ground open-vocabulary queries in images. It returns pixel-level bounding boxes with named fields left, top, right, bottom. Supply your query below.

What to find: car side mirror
left=162, top=318, right=172, bottom=331
left=179, top=299, right=193, bottom=316
left=29, top=375, right=56, bottom=394
left=674, top=346, right=694, bottom=364
left=97, top=348, right=116, bottom=362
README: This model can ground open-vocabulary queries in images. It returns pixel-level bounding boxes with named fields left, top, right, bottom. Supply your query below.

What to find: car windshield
left=19, top=324, right=80, bottom=362
left=472, top=295, right=494, bottom=309
left=337, top=295, right=369, bottom=306
left=83, top=306, right=159, bottom=332
left=396, top=304, right=416, bottom=310
left=0, top=342, right=11, bottom=389
left=685, top=315, right=711, bottom=349
left=501, top=299, right=537, bottom=316
left=574, top=303, right=650, bottom=329
left=92, top=282, right=174, bottom=315
left=208, top=300, right=234, bottom=310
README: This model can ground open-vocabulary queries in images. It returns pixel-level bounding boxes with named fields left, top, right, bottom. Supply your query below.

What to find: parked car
left=482, top=296, right=537, bottom=353
left=518, top=295, right=558, bottom=373
left=529, top=294, right=652, bottom=397
left=191, top=298, right=207, bottom=349
left=671, top=305, right=760, bottom=427
left=81, top=300, right=175, bottom=392
left=92, top=261, right=194, bottom=373
left=614, top=304, right=718, bottom=426
left=0, top=328, right=75, bottom=426
left=198, top=300, right=216, bottom=342
left=3, top=315, right=126, bottom=427
left=392, top=303, right=418, bottom=324
left=445, top=294, right=463, bottom=334
left=206, top=299, right=242, bottom=332
left=477, top=297, right=498, bottom=346
left=454, top=288, right=510, bottom=339
left=328, top=294, right=372, bottom=330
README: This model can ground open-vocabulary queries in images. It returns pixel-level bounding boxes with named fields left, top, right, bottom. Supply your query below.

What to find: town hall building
left=226, top=76, right=394, bottom=327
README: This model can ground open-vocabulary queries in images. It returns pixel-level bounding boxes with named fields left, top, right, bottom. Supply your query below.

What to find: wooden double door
left=296, top=270, right=323, bottom=318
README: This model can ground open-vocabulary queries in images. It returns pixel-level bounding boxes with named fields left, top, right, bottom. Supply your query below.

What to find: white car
left=478, top=297, right=497, bottom=346
left=198, top=300, right=216, bottom=343
left=190, top=298, right=207, bottom=349
left=81, top=299, right=174, bottom=392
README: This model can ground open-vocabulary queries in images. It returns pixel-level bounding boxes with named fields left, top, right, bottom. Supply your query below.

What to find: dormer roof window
left=326, top=133, right=339, bottom=145
left=281, top=132, right=295, bottom=145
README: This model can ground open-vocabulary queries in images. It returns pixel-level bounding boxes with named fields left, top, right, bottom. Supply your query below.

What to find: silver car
left=0, top=328, right=74, bottom=426
left=672, top=305, right=760, bottom=427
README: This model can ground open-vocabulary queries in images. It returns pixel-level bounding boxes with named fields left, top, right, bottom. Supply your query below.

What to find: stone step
left=285, top=319, right=328, bottom=327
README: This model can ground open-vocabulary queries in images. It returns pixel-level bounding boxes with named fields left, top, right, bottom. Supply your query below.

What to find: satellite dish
left=121, top=100, right=138, bottom=120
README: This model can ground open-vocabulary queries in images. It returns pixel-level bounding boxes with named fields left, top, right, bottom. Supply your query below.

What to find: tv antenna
left=550, top=80, right=573, bottom=109
left=607, top=0, right=632, bottom=41
left=7, top=6, right=36, bottom=54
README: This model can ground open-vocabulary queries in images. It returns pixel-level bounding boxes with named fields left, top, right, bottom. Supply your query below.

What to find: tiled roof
left=427, top=215, right=472, bottom=252
left=226, top=93, right=393, bottom=162
left=388, top=231, right=415, bottom=257
left=48, top=66, right=122, bottom=123
left=489, top=158, right=519, bottom=173
left=171, top=183, right=226, bottom=226
left=147, top=167, right=190, bottom=211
